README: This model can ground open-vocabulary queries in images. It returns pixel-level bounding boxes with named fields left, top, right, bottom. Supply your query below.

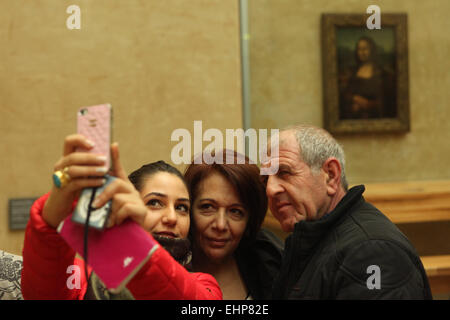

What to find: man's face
left=262, top=131, right=330, bottom=232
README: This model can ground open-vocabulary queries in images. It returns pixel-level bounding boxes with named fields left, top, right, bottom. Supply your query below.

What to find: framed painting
left=321, top=13, right=410, bottom=134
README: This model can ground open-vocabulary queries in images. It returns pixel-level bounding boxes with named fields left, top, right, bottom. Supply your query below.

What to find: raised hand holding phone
left=72, top=104, right=113, bottom=230
left=42, top=134, right=108, bottom=228
left=58, top=139, right=159, bottom=293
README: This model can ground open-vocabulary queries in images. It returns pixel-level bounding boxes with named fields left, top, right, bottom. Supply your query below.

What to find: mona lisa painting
left=321, top=14, right=410, bottom=134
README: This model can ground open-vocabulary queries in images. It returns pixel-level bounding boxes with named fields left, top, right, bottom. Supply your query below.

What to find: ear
left=321, top=157, right=341, bottom=196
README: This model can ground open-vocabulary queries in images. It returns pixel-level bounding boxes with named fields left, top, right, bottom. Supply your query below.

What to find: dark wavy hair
left=184, top=149, right=267, bottom=243
left=128, top=160, right=187, bottom=192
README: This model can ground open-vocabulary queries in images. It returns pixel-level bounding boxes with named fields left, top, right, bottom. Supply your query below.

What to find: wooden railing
left=364, top=180, right=450, bottom=224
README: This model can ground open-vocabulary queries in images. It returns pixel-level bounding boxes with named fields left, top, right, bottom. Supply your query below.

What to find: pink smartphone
left=58, top=214, right=159, bottom=293
left=77, top=104, right=113, bottom=169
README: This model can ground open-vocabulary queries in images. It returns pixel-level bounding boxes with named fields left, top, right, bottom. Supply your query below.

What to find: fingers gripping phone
left=73, top=104, right=113, bottom=230
left=72, top=175, right=116, bottom=230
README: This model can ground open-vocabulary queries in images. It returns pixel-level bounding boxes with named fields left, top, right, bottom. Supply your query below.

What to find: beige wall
left=3, top=0, right=449, bottom=255
left=248, top=0, right=450, bottom=185
left=0, top=0, right=243, bottom=255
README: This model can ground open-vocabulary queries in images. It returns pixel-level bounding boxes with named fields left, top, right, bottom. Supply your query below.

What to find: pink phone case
left=57, top=214, right=159, bottom=293
left=77, top=104, right=112, bottom=169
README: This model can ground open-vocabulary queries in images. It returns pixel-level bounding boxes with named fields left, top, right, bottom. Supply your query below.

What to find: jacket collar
left=272, top=185, right=365, bottom=299
left=288, top=185, right=366, bottom=256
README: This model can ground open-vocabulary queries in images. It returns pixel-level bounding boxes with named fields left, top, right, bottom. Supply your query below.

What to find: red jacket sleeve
left=21, top=193, right=89, bottom=300
left=127, top=246, right=222, bottom=300
left=22, top=193, right=222, bottom=300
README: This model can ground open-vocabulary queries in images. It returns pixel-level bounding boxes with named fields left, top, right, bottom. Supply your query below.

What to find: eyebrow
left=143, top=192, right=189, bottom=203
left=198, top=198, right=244, bottom=208
left=278, top=164, right=291, bottom=172
left=143, top=192, right=167, bottom=199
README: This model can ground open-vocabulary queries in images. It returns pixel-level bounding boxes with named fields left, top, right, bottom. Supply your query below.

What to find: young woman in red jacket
left=21, top=134, right=222, bottom=300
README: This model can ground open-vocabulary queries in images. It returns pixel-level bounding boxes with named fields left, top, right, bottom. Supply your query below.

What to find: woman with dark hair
left=127, top=161, right=192, bottom=269
left=184, top=149, right=283, bottom=300
left=21, top=134, right=221, bottom=300
left=86, top=160, right=202, bottom=299
left=340, top=36, right=396, bottom=119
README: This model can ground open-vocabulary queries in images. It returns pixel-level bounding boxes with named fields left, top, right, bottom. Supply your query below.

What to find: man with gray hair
left=262, top=125, right=432, bottom=299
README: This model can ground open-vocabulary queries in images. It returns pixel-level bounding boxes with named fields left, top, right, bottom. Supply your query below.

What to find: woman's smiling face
left=139, top=171, right=190, bottom=239
left=191, top=172, right=249, bottom=264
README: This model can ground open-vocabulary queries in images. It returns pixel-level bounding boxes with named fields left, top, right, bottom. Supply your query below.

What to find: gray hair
left=281, top=125, right=348, bottom=191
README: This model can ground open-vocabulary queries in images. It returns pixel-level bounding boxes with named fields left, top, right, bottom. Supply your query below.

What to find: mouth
left=154, top=231, right=178, bottom=239
left=206, top=237, right=229, bottom=248
left=276, top=202, right=292, bottom=211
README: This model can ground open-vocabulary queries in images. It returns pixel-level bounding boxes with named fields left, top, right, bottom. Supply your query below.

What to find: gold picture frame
left=321, top=13, right=410, bottom=134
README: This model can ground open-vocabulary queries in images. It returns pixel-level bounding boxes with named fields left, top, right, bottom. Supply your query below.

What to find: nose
left=265, top=175, right=284, bottom=199
left=212, top=208, right=228, bottom=232
left=162, top=207, right=177, bottom=226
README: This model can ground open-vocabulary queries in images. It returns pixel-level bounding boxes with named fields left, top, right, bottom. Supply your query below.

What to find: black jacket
left=235, top=228, right=284, bottom=299
left=272, top=185, right=432, bottom=300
